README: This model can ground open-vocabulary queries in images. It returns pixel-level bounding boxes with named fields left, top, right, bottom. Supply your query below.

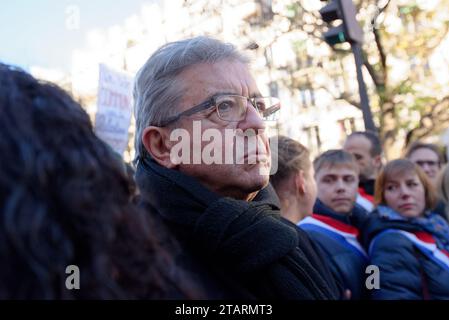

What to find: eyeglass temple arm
left=262, top=102, right=281, bottom=117
left=159, top=100, right=214, bottom=126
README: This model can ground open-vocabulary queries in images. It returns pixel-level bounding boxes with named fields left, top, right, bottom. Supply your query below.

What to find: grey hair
left=133, top=36, right=250, bottom=161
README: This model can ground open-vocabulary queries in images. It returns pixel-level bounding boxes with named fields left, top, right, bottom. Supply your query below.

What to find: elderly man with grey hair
left=133, top=36, right=340, bottom=299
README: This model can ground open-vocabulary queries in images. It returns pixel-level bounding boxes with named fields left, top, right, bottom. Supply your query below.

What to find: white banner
left=94, top=64, right=133, bottom=156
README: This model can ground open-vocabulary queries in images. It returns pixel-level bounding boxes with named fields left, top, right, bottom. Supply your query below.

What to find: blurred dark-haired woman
left=0, top=64, right=209, bottom=299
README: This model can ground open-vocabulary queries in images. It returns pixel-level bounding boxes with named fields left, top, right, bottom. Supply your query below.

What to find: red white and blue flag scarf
left=370, top=229, right=449, bottom=272
left=356, top=187, right=374, bottom=212
left=298, top=214, right=368, bottom=260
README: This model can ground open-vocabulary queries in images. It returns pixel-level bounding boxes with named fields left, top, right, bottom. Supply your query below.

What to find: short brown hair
left=313, top=149, right=359, bottom=176
left=405, top=142, right=444, bottom=165
left=374, top=159, right=438, bottom=210
left=346, top=131, right=382, bottom=157
left=270, top=136, right=311, bottom=189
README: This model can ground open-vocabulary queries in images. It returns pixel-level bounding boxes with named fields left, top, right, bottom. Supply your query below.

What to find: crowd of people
left=1, top=36, right=448, bottom=300
left=272, top=134, right=449, bottom=299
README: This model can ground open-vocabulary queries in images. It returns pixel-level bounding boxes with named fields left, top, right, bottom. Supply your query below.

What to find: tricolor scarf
left=299, top=200, right=368, bottom=261
left=299, top=214, right=368, bottom=261
left=376, top=205, right=449, bottom=254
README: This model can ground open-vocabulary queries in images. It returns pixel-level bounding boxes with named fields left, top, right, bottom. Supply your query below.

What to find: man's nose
left=336, top=179, right=346, bottom=192
left=418, top=164, right=432, bottom=176
left=237, top=102, right=266, bottom=132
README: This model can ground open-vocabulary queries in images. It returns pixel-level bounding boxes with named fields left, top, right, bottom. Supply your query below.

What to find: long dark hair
left=0, top=64, right=203, bottom=299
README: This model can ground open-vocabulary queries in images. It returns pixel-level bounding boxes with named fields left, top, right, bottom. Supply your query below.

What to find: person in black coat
left=133, top=36, right=341, bottom=299
left=298, top=150, right=369, bottom=300
left=362, top=159, right=449, bottom=300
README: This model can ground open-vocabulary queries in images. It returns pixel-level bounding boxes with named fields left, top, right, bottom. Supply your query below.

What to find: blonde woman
left=270, top=136, right=317, bottom=224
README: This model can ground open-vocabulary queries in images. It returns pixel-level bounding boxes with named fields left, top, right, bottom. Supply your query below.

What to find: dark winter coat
left=298, top=200, right=369, bottom=299
left=135, top=157, right=341, bottom=299
left=361, top=206, right=449, bottom=300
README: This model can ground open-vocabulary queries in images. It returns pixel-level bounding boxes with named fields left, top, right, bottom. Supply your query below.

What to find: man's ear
left=295, top=170, right=306, bottom=195
left=142, top=126, right=176, bottom=169
left=373, top=154, right=382, bottom=169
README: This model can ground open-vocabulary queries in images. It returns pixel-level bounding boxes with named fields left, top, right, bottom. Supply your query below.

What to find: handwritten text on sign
left=94, top=64, right=133, bottom=155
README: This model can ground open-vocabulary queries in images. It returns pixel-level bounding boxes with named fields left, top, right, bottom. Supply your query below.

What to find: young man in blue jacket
left=298, top=149, right=369, bottom=299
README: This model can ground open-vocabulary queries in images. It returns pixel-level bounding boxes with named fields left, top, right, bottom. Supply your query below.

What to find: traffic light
left=319, top=0, right=364, bottom=46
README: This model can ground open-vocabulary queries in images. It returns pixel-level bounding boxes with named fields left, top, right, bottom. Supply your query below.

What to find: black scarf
left=136, top=157, right=340, bottom=300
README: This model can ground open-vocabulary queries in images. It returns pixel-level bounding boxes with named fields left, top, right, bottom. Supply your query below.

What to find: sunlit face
left=383, top=171, right=426, bottom=218
left=315, top=164, right=359, bottom=214
left=170, top=60, right=270, bottom=201
left=408, top=148, right=441, bottom=185
left=343, top=135, right=378, bottom=181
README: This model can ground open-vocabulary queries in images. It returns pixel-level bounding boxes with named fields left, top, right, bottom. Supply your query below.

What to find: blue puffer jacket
left=298, top=200, right=370, bottom=299
left=362, top=206, right=449, bottom=300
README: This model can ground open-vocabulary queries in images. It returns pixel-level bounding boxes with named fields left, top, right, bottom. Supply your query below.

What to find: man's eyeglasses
left=159, top=94, right=281, bottom=127
left=415, top=160, right=440, bottom=168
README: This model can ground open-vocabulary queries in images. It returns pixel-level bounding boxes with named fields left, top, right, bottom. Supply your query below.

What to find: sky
left=0, top=0, right=154, bottom=72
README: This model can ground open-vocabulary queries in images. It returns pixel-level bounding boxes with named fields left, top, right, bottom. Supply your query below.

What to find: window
left=246, top=0, right=273, bottom=26
left=306, top=55, right=313, bottom=67
left=269, top=81, right=279, bottom=98
left=300, top=89, right=308, bottom=108
left=339, top=117, right=357, bottom=137
left=298, top=87, right=315, bottom=108
left=258, top=0, right=273, bottom=21
left=309, top=87, right=316, bottom=106
left=305, top=125, right=322, bottom=155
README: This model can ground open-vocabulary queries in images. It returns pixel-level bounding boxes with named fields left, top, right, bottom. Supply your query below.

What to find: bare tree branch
left=363, top=59, right=383, bottom=88
left=368, top=0, right=391, bottom=84
left=405, top=95, right=449, bottom=145
left=372, top=29, right=387, bottom=80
